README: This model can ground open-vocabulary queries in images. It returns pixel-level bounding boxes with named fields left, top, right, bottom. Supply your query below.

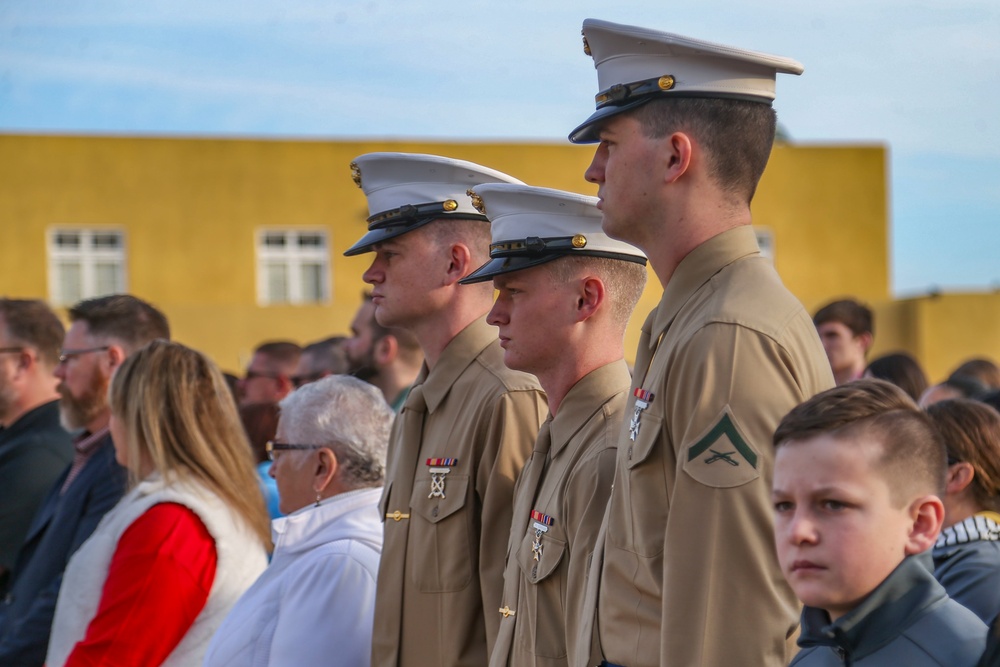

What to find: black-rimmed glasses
left=0, top=347, right=25, bottom=355
left=57, top=346, right=110, bottom=364
left=265, top=440, right=326, bottom=461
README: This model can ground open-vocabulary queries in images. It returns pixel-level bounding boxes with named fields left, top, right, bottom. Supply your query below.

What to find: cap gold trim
left=595, top=74, right=677, bottom=109
left=582, top=31, right=591, bottom=56
left=443, top=199, right=458, bottom=212
left=350, top=162, right=362, bottom=188
left=572, top=234, right=587, bottom=248
left=467, top=189, right=486, bottom=215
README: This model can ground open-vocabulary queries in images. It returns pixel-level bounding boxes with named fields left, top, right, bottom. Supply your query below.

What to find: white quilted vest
left=46, top=473, right=268, bottom=667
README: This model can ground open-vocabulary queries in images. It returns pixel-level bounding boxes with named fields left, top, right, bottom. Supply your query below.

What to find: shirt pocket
left=514, top=525, right=569, bottom=659
left=408, top=474, right=473, bottom=592
left=622, top=411, right=669, bottom=558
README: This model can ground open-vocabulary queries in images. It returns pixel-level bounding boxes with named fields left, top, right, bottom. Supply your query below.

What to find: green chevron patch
left=687, top=413, right=758, bottom=468
left=683, top=409, right=761, bottom=488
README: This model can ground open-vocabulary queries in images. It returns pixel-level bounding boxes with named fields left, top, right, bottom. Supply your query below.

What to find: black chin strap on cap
left=367, top=200, right=487, bottom=231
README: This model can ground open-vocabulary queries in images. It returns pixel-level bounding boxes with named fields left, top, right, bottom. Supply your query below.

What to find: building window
left=256, top=230, right=330, bottom=305
left=47, top=229, right=127, bottom=306
left=754, top=227, right=775, bottom=262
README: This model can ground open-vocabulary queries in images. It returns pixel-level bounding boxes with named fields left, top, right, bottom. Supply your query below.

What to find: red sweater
left=61, top=502, right=218, bottom=666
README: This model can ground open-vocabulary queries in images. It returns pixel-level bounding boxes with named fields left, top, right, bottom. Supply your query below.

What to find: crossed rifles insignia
left=689, top=414, right=758, bottom=469
left=426, top=457, right=457, bottom=498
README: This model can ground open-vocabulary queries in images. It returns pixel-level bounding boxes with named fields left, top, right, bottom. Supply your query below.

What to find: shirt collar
left=649, top=225, right=762, bottom=345
left=549, top=360, right=630, bottom=457
left=798, top=555, right=946, bottom=660
left=74, top=425, right=111, bottom=455
left=418, top=318, right=497, bottom=414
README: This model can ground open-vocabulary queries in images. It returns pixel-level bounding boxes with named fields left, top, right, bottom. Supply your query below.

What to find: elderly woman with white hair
left=203, top=374, right=393, bottom=666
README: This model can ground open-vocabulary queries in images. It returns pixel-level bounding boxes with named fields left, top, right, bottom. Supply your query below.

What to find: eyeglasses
left=0, top=347, right=25, bottom=355
left=947, top=454, right=962, bottom=466
left=265, top=440, right=326, bottom=461
left=58, top=346, right=110, bottom=364
left=244, top=369, right=282, bottom=381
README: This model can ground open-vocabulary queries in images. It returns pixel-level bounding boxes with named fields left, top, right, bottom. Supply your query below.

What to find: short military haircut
left=254, top=341, right=302, bottom=374
left=773, top=379, right=946, bottom=504
left=545, top=255, right=648, bottom=328
left=0, top=298, right=65, bottom=367
left=926, top=399, right=1000, bottom=513
left=630, top=97, right=777, bottom=204
left=423, top=217, right=493, bottom=269
left=68, top=294, right=170, bottom=355
left=813, top=299, right=874, bottom=338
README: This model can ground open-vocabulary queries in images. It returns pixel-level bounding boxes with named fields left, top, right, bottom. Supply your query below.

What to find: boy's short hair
left=813, top=299, right=874, bottom=338
left=774, top=379, right=946, bottom=503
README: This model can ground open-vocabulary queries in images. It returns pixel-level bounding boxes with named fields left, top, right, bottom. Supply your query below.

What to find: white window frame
left=255, top=228, right=331, bottom=306
left=46, top=228, right=128, bottom=306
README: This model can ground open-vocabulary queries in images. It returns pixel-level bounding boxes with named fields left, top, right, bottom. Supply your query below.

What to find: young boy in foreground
left=772, top=379, right=987, bottom=665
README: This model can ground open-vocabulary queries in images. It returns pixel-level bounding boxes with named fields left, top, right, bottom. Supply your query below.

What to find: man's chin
left=59, top=398, right=106, bottom=433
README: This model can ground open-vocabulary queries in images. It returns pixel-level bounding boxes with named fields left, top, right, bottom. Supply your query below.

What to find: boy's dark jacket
left=790, top=555, right=987, bottom=666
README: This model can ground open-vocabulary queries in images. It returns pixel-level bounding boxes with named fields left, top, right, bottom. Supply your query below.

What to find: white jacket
left=47, top=474, right=268, bottom=667
left=203, top=486, right=384, bottom=667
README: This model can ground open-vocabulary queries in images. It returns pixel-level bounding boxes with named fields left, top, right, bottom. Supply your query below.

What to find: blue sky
left=2, top=0, right=998, bottom=296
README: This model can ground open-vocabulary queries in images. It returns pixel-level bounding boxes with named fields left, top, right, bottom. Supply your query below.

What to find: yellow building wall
left=0, top=134, right=889, bottom=373
left=870, top=294, right=1000, bottom=383
left=755, top=144, right=889, bottom=312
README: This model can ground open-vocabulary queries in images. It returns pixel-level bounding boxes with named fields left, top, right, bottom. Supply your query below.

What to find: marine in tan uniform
left=566, top=20, right=836, bottom=667
left=344, top=153, right=548, bottom=667
left=459, top=183, right=648, bottom=667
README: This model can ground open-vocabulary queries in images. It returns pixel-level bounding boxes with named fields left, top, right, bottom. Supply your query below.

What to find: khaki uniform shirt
left=584, top=226, right=834, bottom=667
left=373, top=318, right=547, bottom=667
left=491, top=361, right=629, bottom=667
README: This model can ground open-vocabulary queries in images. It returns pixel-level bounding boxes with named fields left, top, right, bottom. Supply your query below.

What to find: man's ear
left=575, top=276, right=606, bottom=323
left=443, top=242, right=473, bottom=287
left=106, top=344, right=127, bottom=372
left=858, top=332, right=874, bottom=355
left=276, top=374, right=294, bottom=396
left=663, top=131, right=693, bottom=185
left=374, top=334, right=398, bottom=366
left=904, top=494, right=945, bottom=555
left=12, top=347, right=37, bottom=376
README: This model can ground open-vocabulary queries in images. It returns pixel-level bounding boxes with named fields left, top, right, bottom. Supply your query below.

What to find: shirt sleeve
left=63, top=502, right=218, bottom=667
left=659, top=322, right=807, bottom=667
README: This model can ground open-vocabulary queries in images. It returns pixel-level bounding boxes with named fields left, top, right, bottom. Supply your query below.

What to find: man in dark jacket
left=0, top=294, right=169, bottom=666
left=0, top=299, right=73, bottom=591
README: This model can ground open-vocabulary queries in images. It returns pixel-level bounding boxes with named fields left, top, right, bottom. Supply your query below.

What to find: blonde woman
left=46, top=340, right=270, bottom=666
